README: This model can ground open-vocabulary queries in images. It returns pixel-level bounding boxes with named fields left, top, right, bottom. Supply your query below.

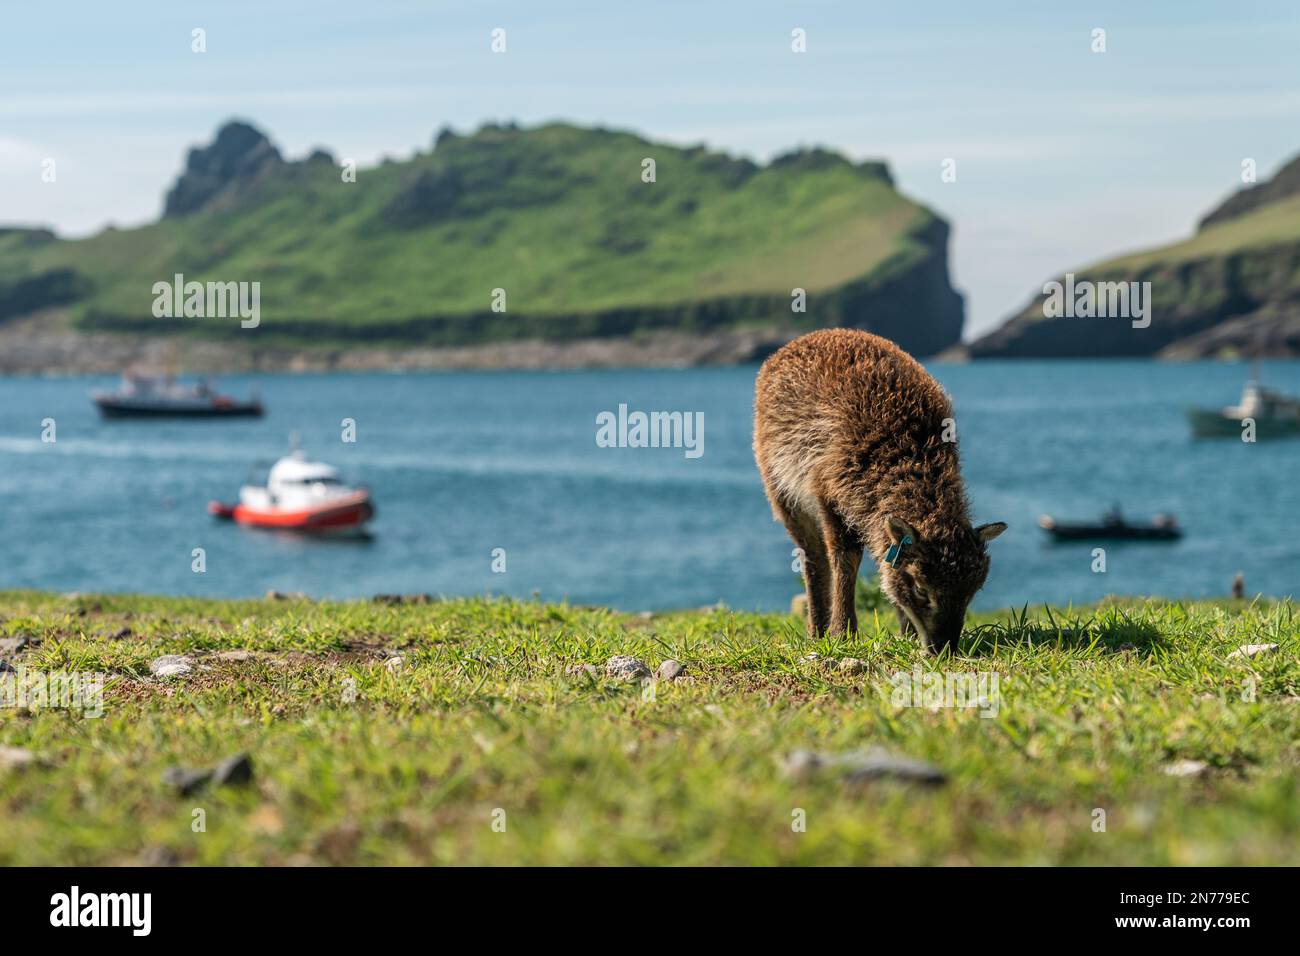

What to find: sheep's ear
left=884, top=515, right=918, bottom=545
left=976, top=521, right=1007, bottom=542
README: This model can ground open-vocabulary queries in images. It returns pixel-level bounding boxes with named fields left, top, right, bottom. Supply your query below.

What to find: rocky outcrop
left=1200, top=155, right=1300, bottom=229
left=3, top=119, right=967, bottom=365
left=163, top=121, right=284, bottom=217
left=0, top=315, right=802, bottom=374
left=969, top=242, right=1300, bottom=359
left=970, top=152, right=1300, bottom=359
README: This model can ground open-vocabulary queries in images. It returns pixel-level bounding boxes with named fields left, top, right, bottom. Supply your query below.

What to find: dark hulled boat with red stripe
left=93, top=373, right=263, bottom=418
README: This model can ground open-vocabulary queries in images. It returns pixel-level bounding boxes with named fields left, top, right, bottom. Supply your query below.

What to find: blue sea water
left=0, top=361, right=1297, bottom=611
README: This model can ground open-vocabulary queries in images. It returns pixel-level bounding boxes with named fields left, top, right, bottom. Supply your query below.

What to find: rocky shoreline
left=0, top=314, right=804, bottom=375
left=5, top=315, right=1286, bottom=375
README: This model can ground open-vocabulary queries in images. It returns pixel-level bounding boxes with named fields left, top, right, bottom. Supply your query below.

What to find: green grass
left=2, top=589, right=1298, bottom=865
left=2, top=122, right=935, bottom=345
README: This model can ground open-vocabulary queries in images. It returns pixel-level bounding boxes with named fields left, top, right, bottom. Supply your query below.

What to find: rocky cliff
left=969, top=155, right=1300, bottom=359
left=0, top=120, right=965, bottom=370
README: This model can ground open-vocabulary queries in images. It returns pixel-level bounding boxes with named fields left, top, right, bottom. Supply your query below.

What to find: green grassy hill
left=0, top=121, right=964, bottom=359
left=970, top=154, right=1300, bottom=359
left=2, top=591, right=1297, bottom=865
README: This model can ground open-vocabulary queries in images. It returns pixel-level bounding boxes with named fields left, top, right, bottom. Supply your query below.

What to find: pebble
left=605, top=656, right=652, bottom=681
left=137, top=845, right=181, bottom=867
left=162, top=766, right=212, bottom=796
left=656, top=659, right=686, bottom=681
left=0, top=746, right=36, bottom=771
left=565, top=663, right=598, bottom=680
left=384, top=656, right=405, bottom=670
left=838, top=658, right=867, bottom=674
left=0, top=635, right=31, bottom=655
left=149, top=655, right=193, bottom=678
left=163, top=753, right=254, bottom=795
left=1163, top=759, right=1209, bottom=778
left=213, top=650, right=254, bottom=662
left=783, top=748, right=947, bottom=786
left=213, top=753, right=254, bottom=787
left=1228, top=643, right=1280, bottom=660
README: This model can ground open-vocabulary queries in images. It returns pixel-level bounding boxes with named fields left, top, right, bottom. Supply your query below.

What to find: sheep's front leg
left=822, top=507, right=863, bottom=637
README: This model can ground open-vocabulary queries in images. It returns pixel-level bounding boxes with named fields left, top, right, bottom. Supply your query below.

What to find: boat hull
left=1187, top=408, right=1300, bottom=439
left=1042, top=525, right=1181, bottom=542
left=208, top=492, right=373, bottom=533
left=96, top=398, right=264, bottom=419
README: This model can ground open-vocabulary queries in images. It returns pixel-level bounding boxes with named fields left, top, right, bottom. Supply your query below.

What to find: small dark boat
left=93, top=373, right=262, bottom=419
left=1038, top=507, right=1182, bottom=542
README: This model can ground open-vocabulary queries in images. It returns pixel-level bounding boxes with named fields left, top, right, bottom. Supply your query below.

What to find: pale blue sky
left=3, top=1, right=1299, bottom=336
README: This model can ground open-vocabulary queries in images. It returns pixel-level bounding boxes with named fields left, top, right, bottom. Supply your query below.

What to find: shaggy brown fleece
left=754, top=328, right=1005, bottom=651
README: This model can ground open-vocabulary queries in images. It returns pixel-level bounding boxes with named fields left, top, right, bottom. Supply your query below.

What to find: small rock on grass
left=1228, top=643, right=1280, bottom=660
left=161, top=767, right=212, bottom=796
left=783, top=748, right=946, bottom=787
left=213, top=753, right=254, bottom=787
left=656, top=659, right=686, bottom=681
left=213, top=649, right=255, bottom=662
left=163, top=753, right=253, bottom=795
left=384, top=656, right=404, bottom=670
left=0, top=635, right=32, bottom=655
left=565, top=663, right=598, bottom=680
left=0, top=746, right=37, bottom=772
left=149, top=655, right=193, bottom=678
left=1163, top=759, right=1209, bottom=778
left=838, top=658, right=867, bottom=674
left=605, top=656, right=651, bottom=681
left=137, top=845, right=181, bottom=867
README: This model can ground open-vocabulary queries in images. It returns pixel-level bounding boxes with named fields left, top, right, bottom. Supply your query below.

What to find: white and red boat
left=208, top=450, right=373, bottom=533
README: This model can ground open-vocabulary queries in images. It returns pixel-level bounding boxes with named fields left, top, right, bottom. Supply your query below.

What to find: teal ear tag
left=885, top=535, right=913, bottom=568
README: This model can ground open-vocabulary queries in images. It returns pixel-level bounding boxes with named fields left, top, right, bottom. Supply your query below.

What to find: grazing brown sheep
left=754, top=329, right=1005, bottom=653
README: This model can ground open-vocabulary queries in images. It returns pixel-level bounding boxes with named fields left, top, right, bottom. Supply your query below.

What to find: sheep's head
left=878, top=515, right=1006, bottom=654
